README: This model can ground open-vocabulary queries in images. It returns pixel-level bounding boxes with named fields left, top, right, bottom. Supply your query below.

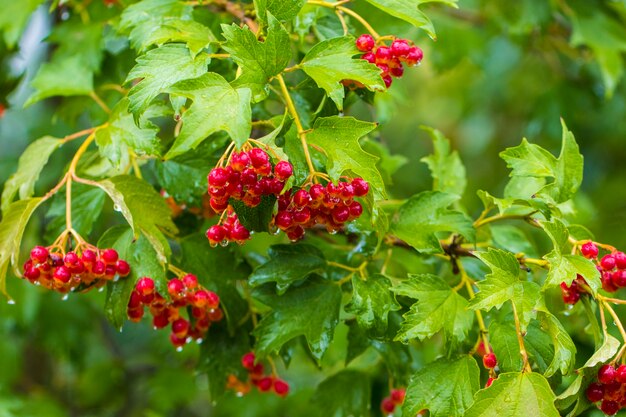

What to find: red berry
left=600, top=400, right=620, bottom=416
left=116, top=260, right=131, bottom=276
left=192, top=290, right=210, bottom=307
left=257, top=377, right=274, bottom=392
left=153, top=313, right=169, bottom=329
left=362, top=52, right=375, bottom=63
left=483, top=353, right=497, bottom=369
left=30, top=246, right=49, bottom=263
left=390, top=65, right=404, bottom=77
left=240, top=168, right=257, bottom=186
left=275, top=211, right=294, bottom=230
left=268, top=179, right=285, bottom=195
left=405, top=47, right=424, bottom=66
left=105, top=264, right=117, bottom=277
left=274, top=161, right=293, bottom=181
left=599, top=364, right=617, bottom=384
left=356, top=34, right=375, bottom=52
left=230, top=152, right=250, bottom=172
left=230, top=224, right=250, bottom=241
left=581, top=242, right=599, bottom=259
left=602, top=272, right=619, bottom=292
left=63, top=251, right=79, bottom=265
left=127, top=307, right=144, bottom=321
left=172, top=318, right=190, bottom=338
left=485, top=377, right=495, bottom=388
left=50, top=253, right=63, bottom=267
left=249, top=148, right=270, bottom=168
left=349, top=202, right=363, bottom=218
left=23, top=264, right=40, bottom=281
left=81, top=249, right=97, bottom=264
left=332, top=206, right=350, bottom=223
left=615, top=252, right=626, bottom=269
left=273, top=379, right=289, bottom=397
left=209, top=198, right=229, bottom=213
left=168, top=278, right=185, bottom=297
left=391, top=39, right=411, bottom=57
left=586, top=382, right=605, bottom=403
left=286, top=226, right=305, bottom=241
left=617, top=365, right=626, bottom=383
left=208, top=308, right=223, bottom=321
left=170, top=333, right=187, bottom=348
left=128, top=290, right=142, bottom=308
left=53, top=265, right=71, bottom=283
left=102, top=249, right=119, bottom=264
left=294, top=189, right=312, bottom=207
left=612, top=270, right=626, bottom=287
left=242, top=352, right=256, bottom=370
left=381, top=397, right=395, bottom=413
left=250, top=363, right=264, bottom=378
left=293, top=208, right=311, bottom=224
left=92, top=260, right=106, bottom=276
left=206, top=225, right=226, bottom=244
left=206, top=291, right=220, bottom=309
left=351, top=178, right=369, bottom=196
left=377, top=63, right=390, bottom=75
left=376, top=46, right=392, bottom=61
left=182, top=274, right=198, bottom=290
left=390, top=388, right=406, bottom=404
left=602, top=255, right=617, bottom=271
left=136, top=277, right=155, bottom=295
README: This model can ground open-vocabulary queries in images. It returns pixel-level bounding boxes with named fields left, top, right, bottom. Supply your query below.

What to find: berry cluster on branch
left=226, top=352, right=289, bottom=397
left=23, top=245, right=130, bottom=293
left=127, top=275, right=223, bottom=349
left=380, top=388, right=406, bottom=415
left=586, top=364, right=626, bottom=416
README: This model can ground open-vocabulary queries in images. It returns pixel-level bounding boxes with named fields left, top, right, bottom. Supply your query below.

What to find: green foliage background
left=1, top=0, right=626, bottom=416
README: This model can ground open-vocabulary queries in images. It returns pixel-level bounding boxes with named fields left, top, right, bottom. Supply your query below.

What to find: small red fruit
left=242, top=352, right=256, bottom=370
left=381, top=397, right=395, bottom=414
left=208, top=167, right=229, bottom=187
left=601, top=255, right=617, bottom=271
left=585, top=382, right=605, bottom=402
left=116, top=260, right=131, bottom=276
left=581, top=241, right=599, bottom=259
left=600, top=399, right=620, bottom=416
left=598, top=364, right=617, bottom=384
left=30, top=246, right=49, bottom=263
left=101, top=249, right=119, bottom=264
left=273, top=379, right=289, bottom=397
left=355, top=34, right=375, bottom=52
left=257, top=377, right=273, bottom=392
left=390, top=388, right=406, bottom=404
left=136, top=277, right=155, bottom=295
left=168, top=278, right=185, bottom=297
left=483, top=353, right=497, bottom=369
left=182, top=274, right=198, bottom=289
left=274, top=161, right=293, bottom=180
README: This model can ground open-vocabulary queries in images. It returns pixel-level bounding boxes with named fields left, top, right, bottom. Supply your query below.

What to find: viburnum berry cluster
left=206, top=148, right=293, bottom=245
left=22, top=245, right=130, bottom=293
left=560, top=242, right=626, bottom=304
left=356, top=34, right=424, bottom=88
left=127, top=275, right=223, bottom=349
left=586, top=363, right=626, bottom=416
left=226, top=352, right=289, bottom=397
left=380, top=388, right=406, bottom=415
left=274, top=178, right=369, bottom=241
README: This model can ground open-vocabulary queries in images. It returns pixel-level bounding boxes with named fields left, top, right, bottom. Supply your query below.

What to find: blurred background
left=1, top=0, right=626, bottom=416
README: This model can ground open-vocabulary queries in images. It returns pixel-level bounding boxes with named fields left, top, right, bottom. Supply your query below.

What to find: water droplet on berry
left=62, top=294, right=69, bottom=301
left=209, top=242, right=218, bottom=248
left=219, top=240, right=229, bottom=247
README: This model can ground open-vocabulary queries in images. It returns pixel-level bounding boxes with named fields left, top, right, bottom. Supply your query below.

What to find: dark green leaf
left=248, top=244, right=325, bottom=293
left=45, top=184, right=106, bottom=242
left=464, top=372, right=559, bottom=417
left=301, top=36, right=385, bottom=109
left=253, top=279, right=341, bottom=362
left=346, top=273, right=399, bottom=334
left=393, top=273, right=473, bottom=343
left=254, top=0, right=306, bottom=22
left=1, top=136, right=61, bottom=212
left=311, top=370, right=371, bottom=417
left=230, top=194, right=277, bottom=234
left=165, top=73, right=252, bottom=158
left=391, top=191, right=475, bottom=254
left=402, top=356, right=480, bottom=417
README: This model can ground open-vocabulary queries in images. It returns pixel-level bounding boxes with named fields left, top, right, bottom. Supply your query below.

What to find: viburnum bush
left=2, top=0, right=626, bottom=416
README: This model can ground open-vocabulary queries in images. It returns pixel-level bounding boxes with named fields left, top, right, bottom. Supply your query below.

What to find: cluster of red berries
left=226, top=352, right=289, bottom=397
left=586, top=363, right=626, bottom=415
left=356, top=34, right=423, bottom=88
left=275, top=178, right=369, bottom=241
left=560, top=242, right=626, bottom=304
left=127, top=275, right=223, bottom=349
left=381, top=388, right=406, bottom=415
left=22, top=246, right=130, bottom=293
left=206, top=208, right=251, bottom=246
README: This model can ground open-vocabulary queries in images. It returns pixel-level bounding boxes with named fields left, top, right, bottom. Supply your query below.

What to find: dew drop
left=98, top=287, right=104, bottom=293
left=236, top=392, right=244, bottom=398
left=219, top=240, right=229, bottom=247
left=209, top=242, right=218, bottom=248
left=176, top=346, right=183, bottom=353
left=196, top=338, right=203, bottom=344
left=62, top=294, right=69, bottom=301
left=113, top=204, right=122, bottom=212
left=7, top=299, right=15, bottom=305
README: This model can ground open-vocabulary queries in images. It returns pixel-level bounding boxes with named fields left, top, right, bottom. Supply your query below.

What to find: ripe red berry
left=586, top=382, right=605, bottom=402
left=30, top=246, right=49, bottom=263
left=581, top=242, right=599, bottom=259
left=286, top=225, right=305, bottom=241
left=257, top=377, right=273, bottom=392
left=612, top=270, right=626, bottom=287
left=23, top=264, right=40, bottom=280
left=599, top=364, right=617, bottom=384
left=601, top=255, right=616, bottom=271
left=81, top=249, right=97, bottom=265
left=230, top=224, right=250, bottom=241
left=273, top=379, right=289, bottom=397
left=390, top=65, right=405, bottom=77
left=616, top=364, right=626, bottom=383
left=249, top=148, right=270, bottom=168
left=206, top=291, right=220, bottom=309
left=275, top=211, right=294, bottom=229
left=332, top=206, right=350, bottom=223
left=376, top=46, right=392, bottom=61
left=92, top=260, right=106, bottom=276
left=230, top=152, right=250, bottom=172
left=602, top=272, right=618, bottom=292
left=274, top=161, right=293, bottom=181
left=390, top=388, right=406, bottom=404
left=208, top=167, right=229, bottom=187
left=485, top=377, right=495, bottom=388
left=153, top=313, right=169, bottom=329
left=356, top=34, right=375, bottom=52
left=293, top=208, right=311, bottom=224
left=483, top=353, right=497, bottom=369
left=309, top=184, right=325, bottom=201
left=206, top=225, right=226, bottom=244
left=351, top=178, right=369, bottom=196
left=294, top=189, right=312, bottom=207
left=242, top=352, right=256, bottom=370
left=127, top=307, right=144, bottom=321
left=116, top=260, right=131, bottom=276
left=128, top=290, right=142, bottom=309
left=192, top=290, right=211, bottom=307
left=391, top=39, right=411, bottom=57
left=172, top=318, right=190, bottom=338
left=349, top=202, right=363, bottom=218
left=136, top=277, right=155, bottom=295
left=101, top=249, right=119, bottom=264
left=405, top=47, right=424, bottom=66
left=53, top=265, right=71, bottom=283
left=362, top=52, right=375, bottom=63
left=170, top=333, right=187, bottom=349
left=600, top=399, right=620, bottom=416
left=182, top=274, right=198, bottom=289
left=168, top=278, right=185, bottom=297
left=381, top=397, right=396, bottom=413
left=209, top=198, right=229, bottom=213
left=614, top=252, right=626, bottom=269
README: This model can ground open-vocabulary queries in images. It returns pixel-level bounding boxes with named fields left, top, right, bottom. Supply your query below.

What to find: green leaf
left=300, top=36, right=385, bottom=109
left=179, top=234, right=250, bottom=331
left=126, top=44, right=211, bottom=117
left=97, top=175, right=178, bottom=263
left=402, top=356, right=480, bottom=417
left=248, top=244, right=326, bottom=293
left=0, top=0, right=45, bottom=47
left=253, top=279, right=341, bottom=362
left=420, top=126, right=466, bottom=196
left=393, top=273, right=473, bottom=343
left=25, top=56, right=94, bottom=106
left=541, top=219, right=601, bottom=294
left=306, top=116, right=385, bottom=200
left=102, top=228, right=166, bottom=329
left=539, top=311, right=576, bottom=377
left=1, top=136, right=61, bottom=213
left=165, top=73, right=252, bottom=158
left=583, top=334, right=620, bottom=368
left=221, top=14, right=290, bottom=102
left=45, top=184, right=106, bottom=242
left=500, top=120, right=583, bottom=204
left=346, top=274, right=400, bottom=335
left=48, top=22, right=104, bottom=72
left=95, top=98, right=161, bottom=166
left=391, top=191, right=475, bottom=254
left=469, top=248, right=542, bottom=331
left=311, top=370, right=370, bottom=417
left=363, top=0, right=458, bottom=40
left=137, top=19, right=216, bottom=56
left=254, top=0, right=306, bottom=22
left=464, top=372, right=559, bottom=417
left=489, top=319, right=523, bottom=372
left=0, top=198, right=43, bottom=298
